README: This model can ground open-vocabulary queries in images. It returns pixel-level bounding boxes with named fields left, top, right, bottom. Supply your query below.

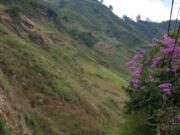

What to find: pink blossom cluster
left=126, top=49, right=146, bottom=79
left=128, top=79, right=139, bottom=88
left=127, top=33, right=179, bottom=93
left=159, top=33, right=180, bottom=72
left=158, top=83, right=172, bottom=96
left=163, top=33, right=174, bottom=47
left=151, top=56, right=161, bottom=68
left=126, top=49, right=146, bottom=67
left=133, top=64, right=143, bottom=78
left=176, top=115, right=180, bottom=121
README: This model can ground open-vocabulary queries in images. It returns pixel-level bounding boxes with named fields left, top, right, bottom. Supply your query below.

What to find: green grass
left=0, top=0, right=155, bottom=134
left=0, top=4, right=6, bottom=11
left=82, top=63, right=125, bottom=88
left=0, top=19, right=127, bottom=135
left=0, top=120, right=11, bottom=135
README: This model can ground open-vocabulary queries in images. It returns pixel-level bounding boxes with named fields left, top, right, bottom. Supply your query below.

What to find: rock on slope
left=0, top=87, right=31, bottom=135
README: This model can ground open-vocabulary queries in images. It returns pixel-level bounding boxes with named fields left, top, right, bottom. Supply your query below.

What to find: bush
left=0, top=120, right=11, bottom=135
left=69, top=30, right=98, bottom=48
left=120, top=112, right=155, bottom=135
left=126, top=33, right=180, bottom=134
left=47, top=8, right=58, bottom=22
left=170, top=129, right=180, bottom=135
left=6, top=5, right=21, bottom=17
left=35, top=93, right=45, bottom=105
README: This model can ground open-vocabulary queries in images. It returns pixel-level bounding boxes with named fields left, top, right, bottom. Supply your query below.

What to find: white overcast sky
left=103, top=0, right=180, bottom=22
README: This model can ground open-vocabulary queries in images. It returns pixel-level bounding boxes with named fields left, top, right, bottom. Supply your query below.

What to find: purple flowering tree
left=126, top=33, right=180, bottom=135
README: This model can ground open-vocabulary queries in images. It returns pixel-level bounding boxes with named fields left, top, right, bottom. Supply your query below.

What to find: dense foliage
left=69, top=30, right=98, bottom=48
left=0, top=120, right=11, bottom=135
left=126, top=32, right=180, bottom=135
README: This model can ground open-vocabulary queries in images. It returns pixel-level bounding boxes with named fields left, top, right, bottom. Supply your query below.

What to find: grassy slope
left=0, top=0, right=154, bottom=134
left=0, top=16, right=125, bottom=135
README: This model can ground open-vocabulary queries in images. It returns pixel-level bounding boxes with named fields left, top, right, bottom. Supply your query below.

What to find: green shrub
left=120, top=112, right=155, bottom=135
left=0, top=120, right=11, bottom=135
left=35, top=94, right=44, bottom=105
left=170, top=129, right=180, bottom=135
left=47, top=8, right=58, bottom=22
left=6, top=5, right=21, bottom=17
left=69, top=30, right=98, bottom=48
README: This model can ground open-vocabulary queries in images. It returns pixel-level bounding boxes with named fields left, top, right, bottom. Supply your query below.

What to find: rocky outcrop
left=0, top=12, right=52, bottom=45
left=0, top=88, right=31, bottom=135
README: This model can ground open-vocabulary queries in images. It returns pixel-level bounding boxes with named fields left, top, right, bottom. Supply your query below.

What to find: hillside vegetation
left=0, top=0, right=174, bottom=134
left=124, top=32, right=180, bottom=135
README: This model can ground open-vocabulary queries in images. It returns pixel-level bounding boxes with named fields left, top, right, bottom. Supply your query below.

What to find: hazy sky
left=103, top=0, right=180, bottom=22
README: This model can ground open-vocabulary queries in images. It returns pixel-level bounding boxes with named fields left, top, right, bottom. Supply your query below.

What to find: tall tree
left=136, top=14, right=141, bottom=22
left=109, top=5, right=113, bottom=11
left=146, top=18, right=151, bottom=22
left=100, top=0, right=104, bottom=4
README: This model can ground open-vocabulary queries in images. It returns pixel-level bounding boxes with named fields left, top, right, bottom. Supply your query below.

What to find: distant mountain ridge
left=122, top=15, right=180, bottom=39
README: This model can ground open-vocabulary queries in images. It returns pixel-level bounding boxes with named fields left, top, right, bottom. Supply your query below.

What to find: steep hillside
left=0, top=0, right=172, bottom=135
left=9, top=0, right=151, bottom=71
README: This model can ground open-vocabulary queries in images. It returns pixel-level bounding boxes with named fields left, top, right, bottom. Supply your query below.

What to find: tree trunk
left=157, top=126, right=161, bottom=135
